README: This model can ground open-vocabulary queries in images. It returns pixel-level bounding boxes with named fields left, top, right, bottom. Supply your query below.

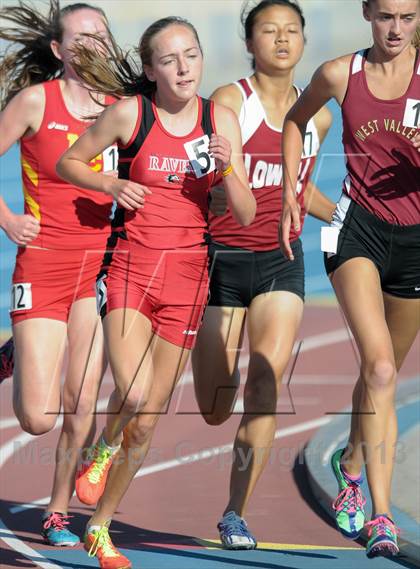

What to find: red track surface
left=1, top=303, right=418, bottom=567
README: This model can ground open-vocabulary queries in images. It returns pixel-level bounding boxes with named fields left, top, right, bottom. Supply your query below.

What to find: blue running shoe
left=42, top=512, right=80, bottom=547
left=217, top=511, right=257, bottom=550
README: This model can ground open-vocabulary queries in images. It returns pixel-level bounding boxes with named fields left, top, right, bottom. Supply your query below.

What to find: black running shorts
left=208, top=239, right=305, bottom=307
left=324, top=195, right=420, bottom=299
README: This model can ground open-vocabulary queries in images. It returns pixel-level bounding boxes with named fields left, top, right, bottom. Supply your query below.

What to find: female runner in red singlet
left=192, top=0, right=334, bottom=548
left=0, top=0, right=115, bottom=545
left=281, top=0, right=420, bottom=558
left=57, top=16, right=256, bottom=568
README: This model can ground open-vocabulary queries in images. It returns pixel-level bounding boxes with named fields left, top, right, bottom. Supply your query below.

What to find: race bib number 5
left=184, top=135, right=216, bottom=179
left=11, top=283, right=32, bottom=312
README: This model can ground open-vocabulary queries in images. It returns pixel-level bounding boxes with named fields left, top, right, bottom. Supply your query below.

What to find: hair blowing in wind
left=0, top=0, right=106, bottom=108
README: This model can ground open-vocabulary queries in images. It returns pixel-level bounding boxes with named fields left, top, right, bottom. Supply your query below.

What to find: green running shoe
left=331, top=448, right=365, bottom=539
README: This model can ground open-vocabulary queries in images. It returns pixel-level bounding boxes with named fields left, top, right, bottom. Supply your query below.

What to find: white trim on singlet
left=233, top=77, right=320, bottom=156
left=233, top=77, right=320, bottom=153
left=331, top=193, right=352, bottom=230
left=234, top=79, right=248, bottom=102
left=352, top=50, right=364, bottom=74
left=234, top=78, right=266, bottom=145
left=326, top=192, right=352, bottom=258
left=244, top=76, right=284, bottom=133
left=353, top=49, right=420, bottom=75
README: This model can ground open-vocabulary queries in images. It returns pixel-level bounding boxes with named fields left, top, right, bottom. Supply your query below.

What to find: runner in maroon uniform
left=57, top=17, right=256, bottom=568
left=281, top=0, right=420, bottom=558
left=0, top=1, right=115, bottom=545
left=192, top=0, right=334, bottom=548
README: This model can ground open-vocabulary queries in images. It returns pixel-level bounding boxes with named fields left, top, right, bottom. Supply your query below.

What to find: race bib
left=321, top=226, right=339, bottom=254
left=11, top=283, right=32, bottom=312
left=184, top=135, right=216, bottom=179
left=403, top=99, right=420, bottom=128
left=102, top=145, right=119, bottom=172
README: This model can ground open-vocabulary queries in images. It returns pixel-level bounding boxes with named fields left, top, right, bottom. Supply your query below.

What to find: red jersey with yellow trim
left=116, top=95, right=218, bottom=249
left=342, top=50, right=420, bottom=225
left=20, top=79, right=116, bottom=250
left=209, top=77, right=319, bottom=251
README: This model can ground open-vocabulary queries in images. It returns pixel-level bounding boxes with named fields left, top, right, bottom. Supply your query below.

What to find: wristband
left=221, top=164, right=233, bottom=177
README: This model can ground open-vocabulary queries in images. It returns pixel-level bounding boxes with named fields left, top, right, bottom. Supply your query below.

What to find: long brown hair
left=0, top=0, right=107, bottom=108
left=71, top=16, right=202, bottom=100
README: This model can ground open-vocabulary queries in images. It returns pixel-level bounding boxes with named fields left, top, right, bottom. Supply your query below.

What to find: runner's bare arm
left=207, top=84, right=244, bottom=216
left=57, top=98, right=151, bottom=211
left=0, top=86, right=44, bottom=243
left=212, top=104, right=256, bottom=226
left=304, top=105, right=335, bottom=223
left=210, top=84, right=243, bottom=116
left=0, top=85, right=45, bottom=155
left=281, top=57, right=350, bottom=259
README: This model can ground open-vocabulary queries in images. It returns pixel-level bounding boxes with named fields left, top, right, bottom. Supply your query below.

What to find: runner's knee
left=18, top=412, right=56, bottom=435
left=202, top=409, right=232, bottom=426
left=63, top=388, right=97, bottom=419
left=362, top=359, right=396, bottom=392
left=125, top=416, right=156, bottom=446
left=244, top=375, right=278, bottom=414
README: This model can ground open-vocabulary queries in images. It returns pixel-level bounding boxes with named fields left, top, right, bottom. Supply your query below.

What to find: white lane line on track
left=322, top=430, right=350, bottom=467
left=9, top=496, right=52, bottom=515
left=0, top=518, right=62, bottom=569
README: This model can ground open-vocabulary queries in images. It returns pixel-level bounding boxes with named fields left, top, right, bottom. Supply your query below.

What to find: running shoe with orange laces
left=85, top=525, right=131, bottom=569
left=76, top=435, right=119, bottom=505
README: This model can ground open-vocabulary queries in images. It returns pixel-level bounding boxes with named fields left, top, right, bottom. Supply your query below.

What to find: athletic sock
left=99, top=432, right=120, bottom=455
left=340, top=462, right=363, bottom=485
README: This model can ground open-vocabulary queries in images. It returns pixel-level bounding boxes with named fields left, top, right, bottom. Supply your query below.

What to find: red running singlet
left=341, top=50, right=420, bottom=225
left=20, top=79, right=116, bottom=250
left=99, top=95, right=218, bottom=348
left=209, top=77, right=319, bottom=251
left=115, top=94, right=219, bottom=249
